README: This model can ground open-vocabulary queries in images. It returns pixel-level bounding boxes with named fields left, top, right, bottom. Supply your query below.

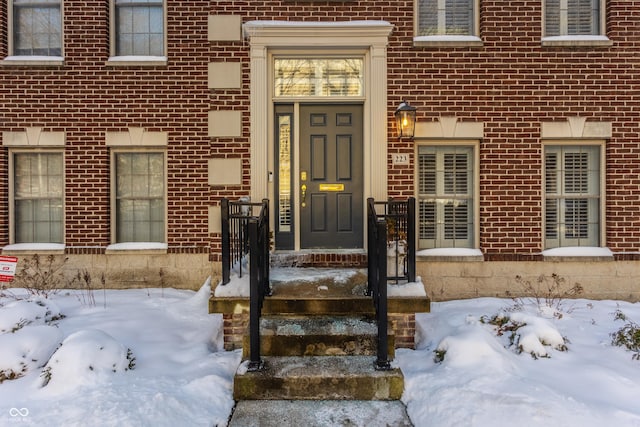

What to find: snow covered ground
left=2, top=277, right=640, bottom=427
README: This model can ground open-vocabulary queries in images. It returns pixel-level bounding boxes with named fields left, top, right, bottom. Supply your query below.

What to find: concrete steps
left=229, top=400, right=413, bottom=427
left=234, top=356, right=404, bottom=401
left=242, top=315, right=395, bottom=358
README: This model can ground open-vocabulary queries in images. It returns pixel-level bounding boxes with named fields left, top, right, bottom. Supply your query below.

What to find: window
left=114, top=151, right=165, bottom=243
left=545, top=145, right=600, bottom=248
left=417, top=146, right=474, bottom=249
left=417, top=0, right=476, bottom=36
left=114, top=0, right=164, bottom=57
left=274, top=58, right=364, bottom=98
left=12, top=152, right=64, bottom=243
left=12, top=0, right=62, bottom=56
left=545, top=0, right=601, bottom=36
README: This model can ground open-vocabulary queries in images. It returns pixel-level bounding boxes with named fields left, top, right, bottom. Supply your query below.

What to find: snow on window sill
left=106, top=56, right=167, bottom=67
left=106, top=242, right=167, bottom=254
left=541, top=35, right=612, bottom=47
left=0, top=56, right=64, bottom=66
left=414, top=35, right=483, bottom=47
left=416, top=248, right=484, bottom=261
left=2, top=243, right=65, bottom=254
left=541, top=246, right=614, bottom=260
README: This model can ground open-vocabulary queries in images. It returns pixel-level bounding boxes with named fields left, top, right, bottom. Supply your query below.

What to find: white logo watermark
left=9, top=408, right=29, bottom=417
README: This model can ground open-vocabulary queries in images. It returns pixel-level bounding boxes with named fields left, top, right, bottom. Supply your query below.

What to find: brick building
left=1, top=1, right=640, bottom=300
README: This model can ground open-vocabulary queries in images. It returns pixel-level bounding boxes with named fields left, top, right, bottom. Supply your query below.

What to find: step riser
left=234, top=356, right=404, bottom=401
left=242, top=335, right=395, bottom=358
left=234, top=374, right=404, bottom=401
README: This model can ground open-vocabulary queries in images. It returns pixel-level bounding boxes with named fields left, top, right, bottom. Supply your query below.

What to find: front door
left=299, top=104, right=363, bottom=248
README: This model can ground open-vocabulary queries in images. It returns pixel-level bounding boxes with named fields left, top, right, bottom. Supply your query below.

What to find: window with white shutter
left=545, top=0, right=602, bottom=36
left=417, top=146, right=474, bottom=248
left=544, top=145, right=600, bottom=248
left=417, top=0, right=476, bottom=36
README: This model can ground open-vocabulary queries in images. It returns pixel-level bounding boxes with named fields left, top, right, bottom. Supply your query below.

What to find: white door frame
left=243, top=20, right=393, bottom=249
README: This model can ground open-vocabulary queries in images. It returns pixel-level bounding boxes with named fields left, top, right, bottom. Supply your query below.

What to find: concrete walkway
left=228, top=400, right=413, bottom=427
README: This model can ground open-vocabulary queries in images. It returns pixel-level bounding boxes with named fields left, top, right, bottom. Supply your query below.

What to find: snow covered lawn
left=1, top=281, right=640, bottom=427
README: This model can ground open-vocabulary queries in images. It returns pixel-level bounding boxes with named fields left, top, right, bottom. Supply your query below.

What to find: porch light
left=394, top=100, right=417, bottom=139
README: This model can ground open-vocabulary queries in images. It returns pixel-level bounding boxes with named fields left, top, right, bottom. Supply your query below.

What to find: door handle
left=301, top=184, right=307, bottom=208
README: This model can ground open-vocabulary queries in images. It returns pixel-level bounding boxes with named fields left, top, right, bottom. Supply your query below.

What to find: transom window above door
left=274, top=58, right=364, bottom=98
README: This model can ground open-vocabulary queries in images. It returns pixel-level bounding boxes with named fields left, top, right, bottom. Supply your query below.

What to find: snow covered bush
left=0, top=325, right=63, bottom=383
left=40, top=329, right=136, bottom=391
left=611, top=309, right=640, bottom=361
left=481, top=312, right=567, bottom=359
left=0, top=298, right=63, bottom=333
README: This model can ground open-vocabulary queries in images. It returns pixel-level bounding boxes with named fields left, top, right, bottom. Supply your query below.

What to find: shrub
left=610, top=309, right=640, bottom=361
left=11, top=254, right=68, bottom=298
left=507, top=273, right=583, bottom=318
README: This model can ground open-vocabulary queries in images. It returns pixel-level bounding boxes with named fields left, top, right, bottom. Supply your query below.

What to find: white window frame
left=108, top=0, right=167, bottom=65
left=110, top=148, right=167, bottom=244
left=543, top=142, right=605, bottom=249
left=414, top=0, right=482, bottom=47
left=415, top=141, right=479, bottom=249
left=9, top=149, right=65, bottom=244
left=542, top=0, right=611, bottom=46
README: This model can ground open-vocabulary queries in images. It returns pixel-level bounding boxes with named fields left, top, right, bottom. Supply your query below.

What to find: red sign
left=0, top=256, right=18, bottom=282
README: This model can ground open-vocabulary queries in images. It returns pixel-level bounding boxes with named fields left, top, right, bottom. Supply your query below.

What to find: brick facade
left=1, top=1, right=640, bottom=292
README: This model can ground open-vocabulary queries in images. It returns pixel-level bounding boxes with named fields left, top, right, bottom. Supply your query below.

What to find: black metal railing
left=220, top=197, right=270, bottom=370
left=368, top=197, right=416, bottom=284
left=367, top=197, right=416, bottom=370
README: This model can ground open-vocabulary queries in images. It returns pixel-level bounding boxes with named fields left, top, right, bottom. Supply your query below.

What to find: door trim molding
left=243, top=20, right=393, bottom=205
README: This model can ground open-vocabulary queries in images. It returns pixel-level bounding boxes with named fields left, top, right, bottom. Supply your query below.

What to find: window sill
left=416, top=248, right=484, bottom=262
left=106, top=56, right=168, bottom=67
left=414, top=35, right=483, bottom=48
left=541, top=36, right=613, bottom=47
left=0, top=56, right=64, bottom=66
left=541, top=246, right=614, bottom=261
left=1, top=243, right=65, bottom=255
left=105, top=242, right=168, bottom=254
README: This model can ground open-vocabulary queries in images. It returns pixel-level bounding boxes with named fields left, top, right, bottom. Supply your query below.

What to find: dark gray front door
left=300, top=104, right=363, bottom=248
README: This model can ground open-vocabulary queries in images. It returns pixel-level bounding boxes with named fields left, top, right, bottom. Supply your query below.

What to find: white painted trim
left=243, top=20, right=393, bottom=249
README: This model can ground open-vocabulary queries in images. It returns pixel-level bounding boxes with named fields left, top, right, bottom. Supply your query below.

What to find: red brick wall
left=2, top=1, right=640, bottom=257
left=1, top=1, right=213, bottom=253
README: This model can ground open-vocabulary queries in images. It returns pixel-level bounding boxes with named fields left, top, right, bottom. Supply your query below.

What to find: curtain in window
left=13, top=0, right=62, bottom=56
left=14, top=153, right=64, bottom=243
left=115, top=0, right=164, bottom=56
left=115, top=152, right=165, bottom=243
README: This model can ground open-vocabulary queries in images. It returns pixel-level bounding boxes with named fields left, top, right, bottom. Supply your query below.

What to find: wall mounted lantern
left=394, top=100, right=417, bottom=139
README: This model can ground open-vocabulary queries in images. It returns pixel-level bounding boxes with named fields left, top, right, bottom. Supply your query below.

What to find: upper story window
left=114, top=0, right=164, bottom=57
left=545, top=0, right=602, bottom=36
left=417, top=0, right=476, bottom=36
left=11, top=151, right=64, bottom=244
left=274, top=58, right=364, bottom=98
left=12, top=0, right=62, bottom=56
left=417, top=145, right=475, bottom=249
left=544, top=145, right=601, bottom=248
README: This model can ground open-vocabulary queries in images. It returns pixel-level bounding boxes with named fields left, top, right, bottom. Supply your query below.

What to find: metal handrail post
left=247, top=218, right=262, bottom=371
left=221, top=198, right=231, bottom=285
left=375, top=218, right=390, bottom=370
left=407, top=197, right=416, bottom=283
